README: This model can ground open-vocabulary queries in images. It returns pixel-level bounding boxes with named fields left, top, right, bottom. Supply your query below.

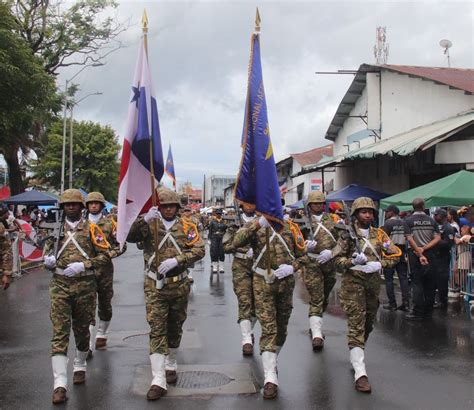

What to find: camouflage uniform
left=303, top=212, right=340, bottom=317
left=0, top=224, right=13, bottom=281
left=90, top=217, right=121, bottom=320
left=127, top=215, right=205, bottom=355
left=44, top=189, right=110, bottom=402
left=223, top=217, right=256, bottom=323
left=334, top=221, right=399, bottom=349
left=232, top=220, right=305, bottom=353
left=332, top=197, right=400, bottom=393
left=223, top=214, right=257, bottom=355
left=45, top=219, right=109, bottom=356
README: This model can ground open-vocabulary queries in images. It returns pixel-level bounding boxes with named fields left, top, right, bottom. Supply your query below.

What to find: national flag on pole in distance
left=234, top=28, right=284, bottom=231
left=165, top=144, right=176, bottom=190
left=117, top=37, right=164, bottom=246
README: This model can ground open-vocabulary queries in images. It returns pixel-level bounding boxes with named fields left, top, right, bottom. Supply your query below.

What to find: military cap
left=158, top=188, right=181, bottom=208
left=307, top=191, right=326, bottom=204
left=59, top=189, right=85, bottom=207
left=85, top=191, right=106, bottom=205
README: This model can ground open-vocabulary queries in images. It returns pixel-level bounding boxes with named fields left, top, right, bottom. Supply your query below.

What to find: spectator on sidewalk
left=433, top=209, right=455, bottom=309
left=447, top=209, right=460, bottom=234
left=382, top=205, right=410, bottom=311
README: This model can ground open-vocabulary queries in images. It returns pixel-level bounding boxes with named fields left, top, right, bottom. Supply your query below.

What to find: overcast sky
left=60, top=0, right=473, bottom=189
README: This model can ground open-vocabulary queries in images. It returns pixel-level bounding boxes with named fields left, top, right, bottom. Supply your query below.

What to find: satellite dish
left=439, top=39, right=452, bottom=49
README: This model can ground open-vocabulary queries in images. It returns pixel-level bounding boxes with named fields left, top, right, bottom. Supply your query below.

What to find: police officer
left=43, top=189, right=109, bottom=404
left=302, top=191, right=340, bottom=351
left=208, top=208, right=227, bottom=273
left=433, top=208, right=455, bottom=309
left=85, top=192, right=125, bottom=352
left=127, top=189, right=205, bottom=400
left=333, top=197, right=400, bottom=393
left=381, top=205, right=410, bottom=311
left=232, top=214, right=306, bottom=399
left=0, top=207, right=13, bottom=290
left=223, top=202, right=257, bottom=356
left=404, top=198, right=441, bottom=321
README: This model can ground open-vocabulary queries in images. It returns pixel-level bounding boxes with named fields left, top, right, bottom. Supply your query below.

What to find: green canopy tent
left=380, top=170, right=474, bottom=211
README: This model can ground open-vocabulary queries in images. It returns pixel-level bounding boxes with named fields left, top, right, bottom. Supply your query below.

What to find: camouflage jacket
left=44, top=218, right=110, bottom=270
left=232, top=220, right=306, bottom=271
left=127, top=216, right=205, bottom=276
left=333, top=221, right=400, bottom=273
left=223, top=215, right=256, bottom=255
left=306, top=213, right=340, bottom=253
left=0, top=225, right=13, bottom=276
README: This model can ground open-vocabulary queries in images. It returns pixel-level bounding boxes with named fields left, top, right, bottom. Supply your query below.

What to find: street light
left=60, top=63, right=103, bottom=194
left=68, top=91, right=103, bottom=189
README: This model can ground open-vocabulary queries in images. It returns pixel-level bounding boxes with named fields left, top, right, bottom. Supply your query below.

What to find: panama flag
left=117, top=37, right=164, bottom=246
left=165, top=143, right=176, bottom=190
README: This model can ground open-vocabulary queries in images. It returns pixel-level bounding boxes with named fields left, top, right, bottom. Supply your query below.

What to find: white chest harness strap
left=361, top=237, right=381, bottom=262
left=57, top=230, right=90, bottom=260
left=148, top=231, right=182, bottom=267
left=252, top=230, right=295, bottom=272
left=312, top=222, right=336, bottom=243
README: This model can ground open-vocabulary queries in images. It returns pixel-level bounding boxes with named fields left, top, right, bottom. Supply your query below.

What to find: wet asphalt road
left=0, top=244, right=473, bottom=410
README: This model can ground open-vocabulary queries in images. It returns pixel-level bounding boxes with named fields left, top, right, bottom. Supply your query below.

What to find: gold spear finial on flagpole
left=142, top=9, right=149, bottom=56
left=255, top=7, right=261, bottom=33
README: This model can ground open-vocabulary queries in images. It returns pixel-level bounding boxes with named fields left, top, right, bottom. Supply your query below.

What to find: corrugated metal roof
left=382, top=65, right=474, bottom=94
left=303, top=111, right=474, bottom=173
left=324, top=64, right=474, bottom=141
left=290, top=144, right=333, bottom=167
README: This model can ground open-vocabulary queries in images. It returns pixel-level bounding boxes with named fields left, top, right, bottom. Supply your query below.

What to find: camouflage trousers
left=144, top=276, right=191, bottom=355
left=232, top=258, right=255, bottom=323
left=253, top=274, right=295, bottom=353
left=49, top=274, right=97, bottom=356
left=94, top=265, right=114, bottom=323
left=303, top=262, right=337, bottom=317
left=339, top=271, right=380, bottom=349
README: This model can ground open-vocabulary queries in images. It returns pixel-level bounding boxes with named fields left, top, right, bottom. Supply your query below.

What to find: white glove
left=316, top=249, right=332, bottom=264
left=358, top=261, right=382, bottom=273
left=305, top=240, right=317, bottom=252
left=352, top=252, right=368, bottom=265
left=144, top=206, right=161, bottom=224
left=274, top=264, right=294, bottom=279
left=258, top=216, right=270, bottom=229
left=63, top=262, right=85, bottom=277
left=158, top=258, right=179, bottom=275
left=245, top=248, right=254, bottom=258
left=44, top=255, right=57, bottom=269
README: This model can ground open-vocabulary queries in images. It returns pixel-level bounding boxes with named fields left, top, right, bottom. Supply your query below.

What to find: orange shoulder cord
left=89, top=223, right=111, bottom=250
left=111, top=218, right=117, bottom=237
left=288, top=220, right=306, bottom=251
left=376, top=228, right=402, bottom=259
left=182, top=219, right=200, bottom=247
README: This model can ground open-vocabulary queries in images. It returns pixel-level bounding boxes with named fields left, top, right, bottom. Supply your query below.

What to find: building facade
left=203, top=175, right=236, bottom=206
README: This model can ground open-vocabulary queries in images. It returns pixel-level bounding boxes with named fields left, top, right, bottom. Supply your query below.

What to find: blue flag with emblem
left=234, top=31, right=284, bottom=231
left=165, top=143, right=176, bottom=190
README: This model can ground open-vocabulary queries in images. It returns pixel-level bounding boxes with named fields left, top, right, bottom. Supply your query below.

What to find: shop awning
left=300, top=111, right=474, bottom=175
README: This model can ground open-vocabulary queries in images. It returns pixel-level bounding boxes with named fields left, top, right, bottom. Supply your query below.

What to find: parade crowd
left=1, top=189, right=473, bottom=404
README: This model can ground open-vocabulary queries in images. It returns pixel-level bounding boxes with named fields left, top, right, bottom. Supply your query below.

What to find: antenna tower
left=374, top=26, right=389, bottom=64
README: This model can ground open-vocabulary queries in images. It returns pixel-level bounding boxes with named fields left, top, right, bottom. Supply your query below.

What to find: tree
left=11, top=0, right=127, bottom=75
left=3, top=0, right=128, bottom=194
left=0, top=3, right=57, bottom=194
left=32, top=120, right=121, bottom=201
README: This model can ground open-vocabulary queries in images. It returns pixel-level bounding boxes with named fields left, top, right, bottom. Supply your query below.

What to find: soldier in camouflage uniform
left=86, top=192, right=126, bottom=352
left=232, top=215, right=306, bottom=400
left=0, top=207, right=13, bottom=290
left=333, top=197, right=400, bottom=394
left=127, top=188, right=205, bottom=401
left=302, top=191, right=341, bottom=351
left=43, top=189, right=110, bottom=404
left=223, top=203, right=257, bottom=356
